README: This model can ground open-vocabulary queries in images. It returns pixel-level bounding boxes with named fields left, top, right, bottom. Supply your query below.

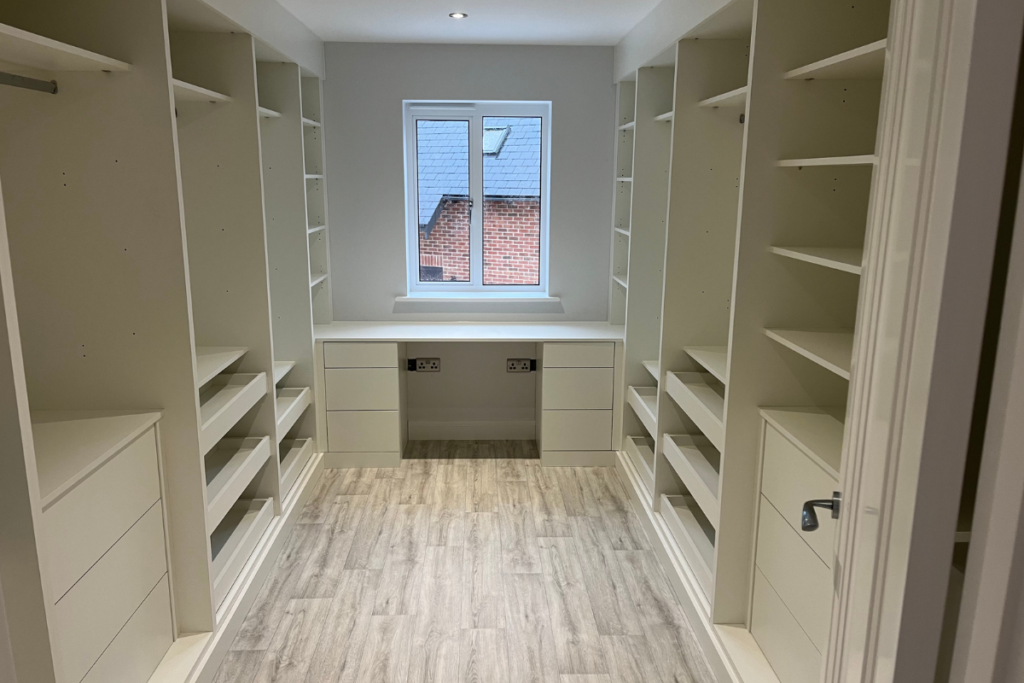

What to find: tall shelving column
left=257, top=61, right=317, bottom=501
left=302, top=77, right=333, bottom=324
left=610, top=79, right=635, bottom=326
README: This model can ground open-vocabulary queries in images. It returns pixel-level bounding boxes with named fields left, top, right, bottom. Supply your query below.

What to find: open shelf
left=305, top=174, right=324, bottom=180
left=624, top=435, right=655, bottom=493
left=618, top=121, right=636, bottom=131
left=759, top=407, right=845, bottom=479
left=276, top=387, right=312, bottom=441
left=614, top=227, right=631, bottom=238
left=307, top=224, right=327, bottom=235
left=302, top=117, right=321, bottom=128
left=280, top=438, right=315, bottom=500
left=664, top=434, right=721, bottom=529
left=31, top=411, right=161, bottom=510
left=195, top=347, right=248, bottom=387
left=697, top=85, right=748, bottom=109
left=764, top=329, right=854, bottom=380
left=258, top=106, right=281, bottom=119
left=613, top=275, right=628, bottom=289
left=198, top=373, right=267, bottom=456
left=172, top=78, right=230, bottom=104
left=210, top=498, right=273, bottom=608
left=0, top=23, right=132, bottom=72
left=627, top=386, right=658, bottom=438
left=204, top=437, right=271, bottom=534
left=661, top=494, right=715, bottom=600
left=777, top=155, right=877, bottom=168
left=643, top=360, right=660, bottom=383
left=273, top=361, right=295, bottom=385
left=784, top=39, right=887, bottom=80
left=683, top=346, right=728, bottom=384
left=666, top=372, right=725, bottom=452
left=770, top=246, right=863, bottom=275
left=310, top=272, right=329, bottom=288
left=654, top=110, right=674, bottom=122
left=616, top=177, right=633, bottom=183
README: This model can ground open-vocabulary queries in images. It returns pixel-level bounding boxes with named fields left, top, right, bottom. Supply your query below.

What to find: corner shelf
left=198, top=373, right=267, bottom=456
left=624, top=435, right=655, bottom=494
left=654, top=110, right=674, bottom=122
left=683, top=346, right=728, bottom=385
left=759, top=407, right=845, bottom=480
left=310, top=273, right=329, bottom=288
left=769, top=246, right=863, bottom=275
left=777, top=155, right=877, bottom=168
left=210, top=498, right=273, bottom=608
left=642, top=360, right=660, bottom=383
left=697, top=85, right=748, bottom=109
left=627, top=386, right=658, bottom=438
left=666, top=372, right=725, bottom=451
left=195, top=347, right=248, bottom=387
left=276, top=387, right=312, bottom=441
left=280, top=438, right=315, bottom=500
left=258, top=106, right=282, bottom=119
left=784, top=39, right=887, bottom=81
left=764, top=329, right=854, bottom=380
left=613, top=275, right=628, bottom=289
left=172, top=78, right=230, bottom=104
left=204, top=437, right=272, bottom=534
left=663, top=434, right=721, bottom=529
left=618, top=121, right=636, bottom=131
left=273, top=361, right=295, bottom=385
left=0, top=23, right=132, bottom=72
left=661, top=494, right=715, bottom=600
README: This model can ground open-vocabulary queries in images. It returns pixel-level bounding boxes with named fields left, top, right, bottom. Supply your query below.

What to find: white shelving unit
left=210, top=498, right=273, bottom=608
left=764, top=329, right=854, bottom=379
left=0, top=22, right=132, bottom=72
left=662, top=494, right=716, bottom=600
left=665, top=372, right=726, bottom=451
left=783, top=39, right=887, bottom=80
left=204, top=437, right=272, bottom=533
left=279, top=438, right=315, bottom=499
left=663, top=434, right=721, bottom=529
left=195, top=347, right=248, bottom=386
left=683, top=346, right=728, bottom=384
left=769, top=246, right=864, bottom=275
left=697, top=85, right=748, bottom=109
left=197, top=373, right=267, bottom=455
left=172, top=78, right=230, bottom=103
left=627, top=385, right=658, bottom=438
left=642, top=359, right=660, bottom=382
left=273, top=360, right=296, bottom=384
left=275, top=387, right=312, bottom=441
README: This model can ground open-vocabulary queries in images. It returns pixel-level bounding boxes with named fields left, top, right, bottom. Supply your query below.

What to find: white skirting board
left=615, top=450, right=781, bottom=683
left=147, top=450, right=325, bottom=683
left=407, top=420, right=536, bottom=440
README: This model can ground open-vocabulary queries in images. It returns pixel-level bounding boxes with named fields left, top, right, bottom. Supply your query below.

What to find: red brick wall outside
left=419, top=197, right=540, bottom=285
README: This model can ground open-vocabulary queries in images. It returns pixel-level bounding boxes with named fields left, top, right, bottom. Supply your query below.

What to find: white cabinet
left=539, top=342, right=616, bottom=465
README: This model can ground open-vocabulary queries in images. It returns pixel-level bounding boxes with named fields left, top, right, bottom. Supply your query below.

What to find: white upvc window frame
left=403, top=100, right=551, bottom=296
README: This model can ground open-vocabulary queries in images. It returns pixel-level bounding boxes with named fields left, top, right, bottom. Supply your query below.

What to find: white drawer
left=43, top=427, right=160, bottom=599
left=542, top=342, right=614, bottom=368
left=541, top=410, right=612, bottom=451
left=542, top=368, right=613, bottom=410
left=324, top=342, right=398, bottom=368
left=761, top=423, right=838, bottom=567
left=327, top=411, right=400, bottom=452
left=756, top=496, right=832, bottom=651
left=54, top=503, right=167, bottom=683
left=751, top=568, right=821, bottom=683
left=325, top=368, right=399, bottom=411
left=81, top=574, right=172, bottom=683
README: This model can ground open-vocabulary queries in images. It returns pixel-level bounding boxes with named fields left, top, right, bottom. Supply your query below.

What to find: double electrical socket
left=507, top=359, right=532, bottom=373
left=415, top=358, right=440, bottom=372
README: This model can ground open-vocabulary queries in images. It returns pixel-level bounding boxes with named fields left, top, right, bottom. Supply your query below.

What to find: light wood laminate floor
left=216, top=441, right=714, bottom=683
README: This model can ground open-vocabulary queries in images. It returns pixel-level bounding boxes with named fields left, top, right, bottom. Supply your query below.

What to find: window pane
left=482, top=116, right=541, bottom=286
left=416, top=119, right=470, bottom=282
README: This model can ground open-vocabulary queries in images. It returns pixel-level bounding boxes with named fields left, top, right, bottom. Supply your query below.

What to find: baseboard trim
left=149, top=451, right=325, bottom=683
left=324, top=451, right=401, bottom=468
left=614, top=450, right=779, bottom=683
left=407, top=420, right=535, bottom=440
left=541, top=450, right=616, bottom=466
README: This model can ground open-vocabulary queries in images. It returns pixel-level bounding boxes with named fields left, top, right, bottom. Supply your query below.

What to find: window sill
left=393, top=293, right=564, bottom=314
left=396, top=293, right=560, bottom=304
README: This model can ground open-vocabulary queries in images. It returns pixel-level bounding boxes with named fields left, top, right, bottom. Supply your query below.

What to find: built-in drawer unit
left=327, top=410, right=401, bottom=453
left=541, top=410, right=612, bottom=451
left=542, top=341, right=614, bottom=368
left=325, top=368, right=399, bottom=411
left=542, top=367, right=614, bottom=410
left=539, top=342, right=616, bottom=462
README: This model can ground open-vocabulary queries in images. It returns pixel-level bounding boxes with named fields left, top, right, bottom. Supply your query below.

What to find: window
left=404, top=101, right=551, bottom=294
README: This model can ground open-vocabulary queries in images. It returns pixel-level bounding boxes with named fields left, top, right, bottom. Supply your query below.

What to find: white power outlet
left=415, top=358, right=440, bottom=372
left=507, top=359, right=532, bottom=373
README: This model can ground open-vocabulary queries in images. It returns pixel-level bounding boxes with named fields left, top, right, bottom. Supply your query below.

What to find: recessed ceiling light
left=449, top=12, right=468, bottom=18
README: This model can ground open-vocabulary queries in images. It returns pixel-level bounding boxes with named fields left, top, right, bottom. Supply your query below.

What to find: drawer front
left=542, top=368, right=613, bottom=410
left=327, top=411, right=400, bottom=452
left=751, top=568, right=822, bottom=683
left=55, top=503, right=167, bottom=683
left=81, top=575, right=172, bottom=683
left=756, top=496, right=832, bottom=651
left=325, top=368, right=399, bottom=410
left=542, top=342, right=614, bottom=368
left=324, top=342, right=398, bottom=368
left=761, top=423, right=838, bottom=567
left=44, top=427, right=161, bottom=599
left=541, top=410, right=612, bottom=451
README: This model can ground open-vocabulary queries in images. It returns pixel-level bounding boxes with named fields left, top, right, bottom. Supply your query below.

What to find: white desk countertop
left=314, top=321, right=625, bottom=342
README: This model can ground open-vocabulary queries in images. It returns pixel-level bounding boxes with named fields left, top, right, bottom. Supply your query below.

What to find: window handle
left=802, top=492, right=842, bottom=532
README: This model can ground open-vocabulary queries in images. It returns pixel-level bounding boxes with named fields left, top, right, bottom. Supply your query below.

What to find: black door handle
left=802, top=491, right=842, bottom=532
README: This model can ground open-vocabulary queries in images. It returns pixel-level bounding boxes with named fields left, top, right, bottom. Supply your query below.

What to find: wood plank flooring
left=217, top=441, right=714, bottom=683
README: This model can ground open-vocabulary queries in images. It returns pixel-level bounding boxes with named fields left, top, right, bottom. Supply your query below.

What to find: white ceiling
left=276, top=0, right=664, bottom=45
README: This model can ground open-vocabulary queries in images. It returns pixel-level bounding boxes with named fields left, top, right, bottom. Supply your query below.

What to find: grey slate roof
left=416, top=117, right=541, bottom=227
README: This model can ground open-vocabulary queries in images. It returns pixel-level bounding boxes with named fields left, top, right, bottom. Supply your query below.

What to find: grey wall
left=323, top=42, right=615, bottom=321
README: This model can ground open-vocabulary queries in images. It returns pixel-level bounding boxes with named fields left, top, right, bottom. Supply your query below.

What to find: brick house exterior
left=418, top=196, right=540, bottom=284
